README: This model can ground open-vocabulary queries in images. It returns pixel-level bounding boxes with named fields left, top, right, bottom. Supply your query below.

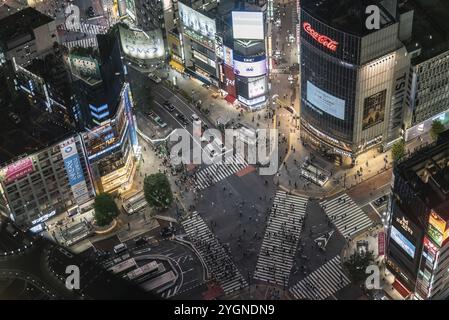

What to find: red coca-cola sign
left=303, top=22, right=338, bottom=52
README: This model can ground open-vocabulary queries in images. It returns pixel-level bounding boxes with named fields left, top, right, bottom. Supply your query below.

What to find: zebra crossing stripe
left=194, top=154, right=248, bottom=190
left=59, top=22, right=107, bottom=35
left=181, top=213, right=247, bottom=295
left=64, top=38, right=98, bottom=49
left=253, top=191, right=307, bottom=285
left=320, top=194, right=373, bottom=239
left=289, top=255, right=350, bottom=300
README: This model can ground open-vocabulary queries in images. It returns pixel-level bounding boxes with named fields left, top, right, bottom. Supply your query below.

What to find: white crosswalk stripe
left=253, top=191, right=307, bottom=285
left=194, top=154, right=248, bottom=190
left=320, top=194, right=373, bottom=239
left=181, top=212, right=247, bottom=295
left=289, top=255, right=350, bottom=300
left=64, top=38, right=98, bottom=50
left=59, top=22, right=108, bottom=35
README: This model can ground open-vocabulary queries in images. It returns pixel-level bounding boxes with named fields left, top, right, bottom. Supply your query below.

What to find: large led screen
left=390, top=225, right=416, bottom=259
left=178, top=2, right=216, bottom=40
left=248, top=76, right=266, bottom=98
left=119, top=27, right=165, bottom=60
left=306, top=81, right=346, bottom=120
left=233, top=59, right=267, bottom=77
left=232, top=11, right=264, bottom=40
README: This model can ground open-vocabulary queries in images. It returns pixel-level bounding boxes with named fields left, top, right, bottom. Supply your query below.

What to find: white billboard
left=248, top=76, right=266, bottom=98
left=224, top=46, right=234, bottom=66
left=233, top=59, right=267, bottom=77
left=306, top=81, right=345, bottom=120
left=178, top=2, right=216, bottom=40
left=232, top=11, right=264, bottom=40
left=119, top=27, right=165, bottom=60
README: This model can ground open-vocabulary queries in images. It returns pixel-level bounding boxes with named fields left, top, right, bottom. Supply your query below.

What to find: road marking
left=369, top=202, right=382, bottom=218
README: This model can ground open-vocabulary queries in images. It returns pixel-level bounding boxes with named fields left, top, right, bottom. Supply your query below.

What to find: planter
left=93, top=219, right=117, bottom=235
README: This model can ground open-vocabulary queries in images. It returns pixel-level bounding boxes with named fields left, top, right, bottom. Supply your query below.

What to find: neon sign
left=303, top=22, right=338, bottom=52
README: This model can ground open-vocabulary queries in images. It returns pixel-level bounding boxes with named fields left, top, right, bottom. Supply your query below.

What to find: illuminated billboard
left=362, top=90, right=386, bottom=130
left=390, top=225, right=416, bottom=259
left=59, top=138, right=90, bottom=204
left=428, top=211, right=449, bottom=247
left=248, top=76, right=266, bottom=98
left=223, top=64, right=236, bottom=98
left=224, top=46, right=234, bottom=67
left=178, top=2, right=216, bottom=40
left=0, top=157, right=35, bottom=185
left=68, top=54, right=101, bottom=82
left=233, top=57, right=267, bottom=77
left=119, top=26, right=165, bottom=60
left=306, top=81, right=346, bottom=120
left=232, top=11, right=264, bottom=40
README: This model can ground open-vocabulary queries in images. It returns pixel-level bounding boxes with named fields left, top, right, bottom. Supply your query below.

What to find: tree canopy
left=430, top=120, right=445, bottom=141
left=391, top=139, right=406, bottom=162
left=144, top=173, right=173, bottom=211
left=93, top=193, right=120, bottom=226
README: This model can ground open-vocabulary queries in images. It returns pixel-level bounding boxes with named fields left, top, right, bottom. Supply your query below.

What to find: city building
left=386, top=130, right=449, bottom=300
left=298, top=0, right=411, bottom=164
left=399, top=0, right=449, bottom=142
left=174, top=0, right=269, bottom=110
left=68, top=32, right=140, bottom=194
left=0, top=7, right=59, bottom=66
left=0, top=94, right=95, bottom=230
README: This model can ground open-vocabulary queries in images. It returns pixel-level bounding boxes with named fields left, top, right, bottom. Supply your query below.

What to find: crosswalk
left=181, top=212, right=247, bottom=295
left=253, top=191, right=307, bottom=285
left=320, top=194, right=373, bottom=239
left=64, top=37, right=98, bottom=50
left=59, top=22, right=108, bottom=35
left=194, top=153, right=248, bottom=190
left=289, top=255, right=350, bottom=300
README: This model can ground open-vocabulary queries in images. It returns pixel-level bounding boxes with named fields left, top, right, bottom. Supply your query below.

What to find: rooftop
left=301, top=0, right=395, bottom=37
left=399, top=0, right=449, bottom=64
left=0, top=7, right=54, bottom=48
left=395, top=130, right=449, bottom=219
left=0, top=80, right=75, bottom=167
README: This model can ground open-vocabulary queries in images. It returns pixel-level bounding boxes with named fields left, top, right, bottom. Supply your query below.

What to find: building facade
left=386, top=131, right=449, bottom=299
left=0, top=134, right=95, bottom=230
left=299, top=0, right=410, bottom=163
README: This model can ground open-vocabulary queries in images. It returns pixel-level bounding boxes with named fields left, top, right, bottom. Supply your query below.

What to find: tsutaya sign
left=303, top=22, right=338, bottom=52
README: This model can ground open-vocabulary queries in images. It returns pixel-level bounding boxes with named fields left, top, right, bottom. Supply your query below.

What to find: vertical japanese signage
left=223, top=64, right=236, bottom=98
left=59, top=138, right=90, bottom=204
left=123, top=84, right=138, bottom=148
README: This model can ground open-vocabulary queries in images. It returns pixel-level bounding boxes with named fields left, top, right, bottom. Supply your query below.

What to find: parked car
left=163, top=101, right=175, bottom=112
left=148, top=73, right=161, bottom=83
left=160, top=226, right=176, bottom=238
left=202, top=83, right=210, bottom=89
left=134, top=237, right=147, bottom=246
left=191, top=113, right=200, bottom=121
left=176, top=113, right=189, bottom=126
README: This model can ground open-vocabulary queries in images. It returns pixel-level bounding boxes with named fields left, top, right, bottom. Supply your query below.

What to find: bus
left=300, top=163, right=330, bottom=187
left=127, top=261, right=159, bottom=281
left=108, top=258, right=137, bottom=274
left=122, top=191, right=147, bottom=215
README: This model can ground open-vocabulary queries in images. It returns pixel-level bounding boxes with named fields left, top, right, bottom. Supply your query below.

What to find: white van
left=113, top=243, right=128, bottom=254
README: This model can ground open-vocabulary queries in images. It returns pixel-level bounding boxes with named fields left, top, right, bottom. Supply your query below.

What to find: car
left=191, top=113, right=200, bottom=121
left=374, top=196, right=388, bottom=207
left=176, top=113, right=189, bottom=126
left=160, top=226, right=176, bottom=238
left=202, top=83, right=210, bottom=89
left=148, top=73, right=161, bottom=83
left=134, top=237, right=147, bottom=246
left=113, top=243, right=128, bottom=254
left=8, top=112, right=21, bottom=124
left=285, top=106, right=297, bottom=115
left=163, top=101, right=175, bottom=112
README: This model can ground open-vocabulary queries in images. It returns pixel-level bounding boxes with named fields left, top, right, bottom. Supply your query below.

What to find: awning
left=169, top=59, right=184, bottom=73
left=392, top=279, right=411, bottom=298
left=225, top=94, right=236, bottom=104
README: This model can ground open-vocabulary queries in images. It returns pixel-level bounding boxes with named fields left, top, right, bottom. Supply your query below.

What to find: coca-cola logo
left=303, top=22, right=338, bottom=52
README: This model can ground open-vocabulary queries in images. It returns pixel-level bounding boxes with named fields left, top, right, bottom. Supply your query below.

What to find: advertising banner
left=0, top=157, right=34, bottom=185
left=59, top=138, right=90, bottom=204
left=178, top=2, right=216, bottom=40
left=390, top=225, right=416, bottom=259
left=233, top=58, right=267, bottom=77
left=215, top=35, right=224, bottom=60
left=429, top=211, right=447, bottom=234
left=363, top=90, right=386, bottom=130
left=378, top=231, right=385, bottom=256
left=232, top=11, right=264, bottom=40
left=224, top=46, right=234, bottom=67
left=306, top=81, right=345, bottom=120
left=248, top=76, right=266, bottom=98
left=119, top=26, right=165, bottom=60
left=223, top=64, right=236, bottom=98
left=428, top=223, right=443, bottom=247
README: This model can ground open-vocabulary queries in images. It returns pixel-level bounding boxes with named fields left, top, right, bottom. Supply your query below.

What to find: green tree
left=344, top=250, right=375, bottom=284
left=144, top=173, right=173, bottom=211
left=391, top=139, right=406, bottom=162
left=430, top=120, right=445, bottom=141
left=93, top=193, right=120, bottom=226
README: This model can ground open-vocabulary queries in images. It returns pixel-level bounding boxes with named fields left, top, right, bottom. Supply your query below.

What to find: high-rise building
left=0, top=7, right=59, bottom=67
left=386, top=130, right=449, bottom=300
left=299, top=0, right=410, bottom=164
